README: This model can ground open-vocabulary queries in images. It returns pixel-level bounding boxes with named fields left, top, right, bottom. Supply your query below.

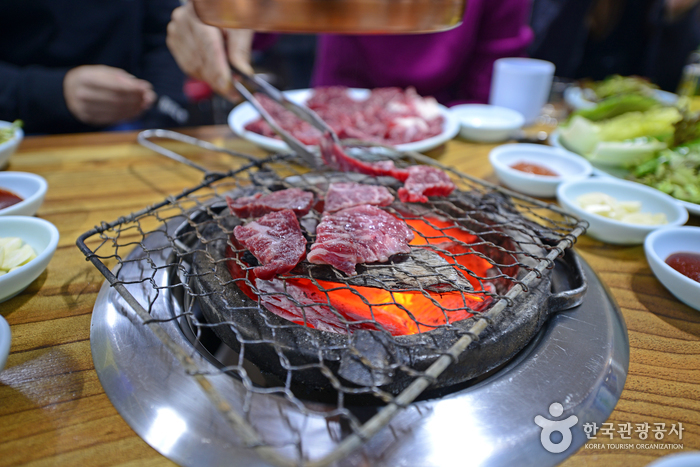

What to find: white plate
left=228, top=88, right=460, bottom=153
left=0, top=314, right=9, bottom=372
left=550, top=129, right=700, bottom=216
left=563, top=86, right=678, bottom=111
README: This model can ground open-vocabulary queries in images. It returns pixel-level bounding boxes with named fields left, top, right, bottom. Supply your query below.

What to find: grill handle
left=547, top=249, right=588, bottom=314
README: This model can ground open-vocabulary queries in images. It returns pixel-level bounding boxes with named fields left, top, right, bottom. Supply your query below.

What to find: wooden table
left=1, top=126, right=698, bottom=466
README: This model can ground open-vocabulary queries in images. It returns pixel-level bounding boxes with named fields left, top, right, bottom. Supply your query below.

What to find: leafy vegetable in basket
left=558, top=107, right=680, bottom=167
left=629, top=146, right=700, bottom=204
left=572, top=94, right=660, bottom=122
left=581, top=75, right=659, bottom=101
left=0, top=120, right=22, bottom=144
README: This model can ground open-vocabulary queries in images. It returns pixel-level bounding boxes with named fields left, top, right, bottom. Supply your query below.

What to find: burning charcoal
left=338, top=330, right=407, bottom=387
left=295, top=248, right=474, bottom=293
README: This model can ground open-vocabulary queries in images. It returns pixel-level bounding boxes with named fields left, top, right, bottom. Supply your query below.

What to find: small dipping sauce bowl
left=451, top=104, right=525, bottom=143
left=0, top=172, right=48, bottom=217
left=489, top=143, right=592, bottom=197
left=645, top=226, right=700, bottom=312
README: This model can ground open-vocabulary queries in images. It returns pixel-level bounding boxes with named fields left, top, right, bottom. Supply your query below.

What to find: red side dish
left=510, top=161, right=559, bottom=177
left=665, top=252, right=700, bottom=283
left=0, top=188, right=22, bottom=210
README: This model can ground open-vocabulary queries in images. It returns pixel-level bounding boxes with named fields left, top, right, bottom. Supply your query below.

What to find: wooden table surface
left=0, top=125, right=698, bottom=466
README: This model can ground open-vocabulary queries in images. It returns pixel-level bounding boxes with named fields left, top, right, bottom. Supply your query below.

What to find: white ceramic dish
left=550, top=129, right=700, bottom=216
left=0, top=314, right=9, bottom=372
left=489, top=143, right=593, bottom=198
left=451, top=104, right=524, bottom=143
left=0, top=216, right=59, bottom=303
left=0, top=172, right=48, bottom=217
left=563, top=86, right=678, bottom=111
left=645, top=226, right=700, bottom=312
left=646, top=452, right=700, bottom=467
left=228, top=88, right=460, bottom=153
left=557, top=178, right=688, bottom=245
left=0, top=121, right=24, bottom=169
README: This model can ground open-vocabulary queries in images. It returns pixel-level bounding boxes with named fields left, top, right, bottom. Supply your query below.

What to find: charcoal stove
left=79, top=130, right=629, bottom=467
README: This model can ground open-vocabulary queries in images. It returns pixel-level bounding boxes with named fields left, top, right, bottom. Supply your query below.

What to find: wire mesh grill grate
left=77, top=130, right=587, bottom=467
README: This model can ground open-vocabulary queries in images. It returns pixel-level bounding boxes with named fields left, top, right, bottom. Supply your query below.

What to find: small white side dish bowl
left=489, top=143, right=593, bottom=197
left=0, top=216, right=59, bottom=303
left=644, top=226, right=700, bottom=312
left=557, top=178, right=688, bottom=245
left=451, top=104, right=525, bottom=143
left=646, top=452, right=700, bottom=467
left=0, top=315, right=9, bottom=372
left=0, top=121, right=24, bottom=169
left=0, top=172, right=48, bottom=217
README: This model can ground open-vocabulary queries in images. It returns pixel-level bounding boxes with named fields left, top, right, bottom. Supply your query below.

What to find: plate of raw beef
left=228, top=87, right=460, bottom=154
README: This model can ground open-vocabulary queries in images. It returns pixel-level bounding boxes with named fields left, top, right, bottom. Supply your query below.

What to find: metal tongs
left=231, top=65, right=341, bottom=169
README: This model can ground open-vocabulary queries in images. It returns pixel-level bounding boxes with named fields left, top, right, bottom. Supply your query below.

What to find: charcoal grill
left=78, top=130, right=627, bottom=467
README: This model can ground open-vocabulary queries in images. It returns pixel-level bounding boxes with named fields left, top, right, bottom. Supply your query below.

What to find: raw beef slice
left=398, top=165, right=456, bottom=203
left=227, top=188, right=314, bottom=218
left=233, top=209, right=307, bottom=280
left=307, top=205, right=414, bottom=276
left=324, top=182, right=394, bottom=213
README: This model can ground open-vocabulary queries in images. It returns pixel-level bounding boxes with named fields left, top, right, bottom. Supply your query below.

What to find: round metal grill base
left=90, top=234, right=628, bottom=467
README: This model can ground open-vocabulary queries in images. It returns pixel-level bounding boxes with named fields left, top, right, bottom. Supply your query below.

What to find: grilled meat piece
left=233, top=209, right=306, bottom=280
left=307, top=205, right=414, bottom=276
left=398, top=165, right=455, bottom=203
left=324, top=182, right=394, bottom=213
left=226, top=188, right=314, bottom=218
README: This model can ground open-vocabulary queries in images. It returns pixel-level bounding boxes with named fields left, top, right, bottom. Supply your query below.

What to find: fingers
left=226, top=29, right=254, bottom=75
left=167, top=3, right=233, bottom=95
left=167, top=3, right=254, bottom=101
left=63, top=65, right=156, bottom=126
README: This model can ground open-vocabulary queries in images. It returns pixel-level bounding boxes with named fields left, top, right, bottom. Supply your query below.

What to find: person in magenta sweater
left=166, top=0, right=533, bottom=106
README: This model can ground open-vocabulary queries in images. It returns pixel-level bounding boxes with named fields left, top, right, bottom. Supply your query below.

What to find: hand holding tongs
left=230, top=64, right=341, bottom=169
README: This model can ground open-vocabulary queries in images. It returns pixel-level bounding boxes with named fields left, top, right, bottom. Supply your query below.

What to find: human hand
left=63, top=65, right=156, bottom=126
left=167, top=2, right=253, bottom=100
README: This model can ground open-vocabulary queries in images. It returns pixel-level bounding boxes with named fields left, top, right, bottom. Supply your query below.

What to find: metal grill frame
left=76, top=130, right=588, bottom=467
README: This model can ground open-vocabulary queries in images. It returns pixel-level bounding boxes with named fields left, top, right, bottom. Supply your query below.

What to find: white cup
left=489, top=58, right=556, bottom=126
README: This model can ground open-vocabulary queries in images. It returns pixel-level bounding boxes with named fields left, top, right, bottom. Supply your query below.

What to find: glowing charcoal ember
left=233, top=209, right=307, bottom=280
left=226, top=188, right=314, bottom=218
left=307, top=205, right=414, bottom=276
left=257, top=277, right=485, bottom=336
left=398, top=165, right=456, bottom=203
left=324, top=182, right=394, bottom=213
left=226, top=213, right=498, bottom=336
left=403, top=216, right=510, bottom=291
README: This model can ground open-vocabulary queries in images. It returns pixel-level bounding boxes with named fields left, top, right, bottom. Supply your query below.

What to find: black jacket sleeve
left=0, top=62, right=90, bottom=134
left=136, top=0, right=189, bottom=129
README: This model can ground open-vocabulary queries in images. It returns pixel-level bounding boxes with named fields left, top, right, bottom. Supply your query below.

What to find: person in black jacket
left=0, top=0, right=188, bottom=134
left=530, top=0, right=700, bottom=92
